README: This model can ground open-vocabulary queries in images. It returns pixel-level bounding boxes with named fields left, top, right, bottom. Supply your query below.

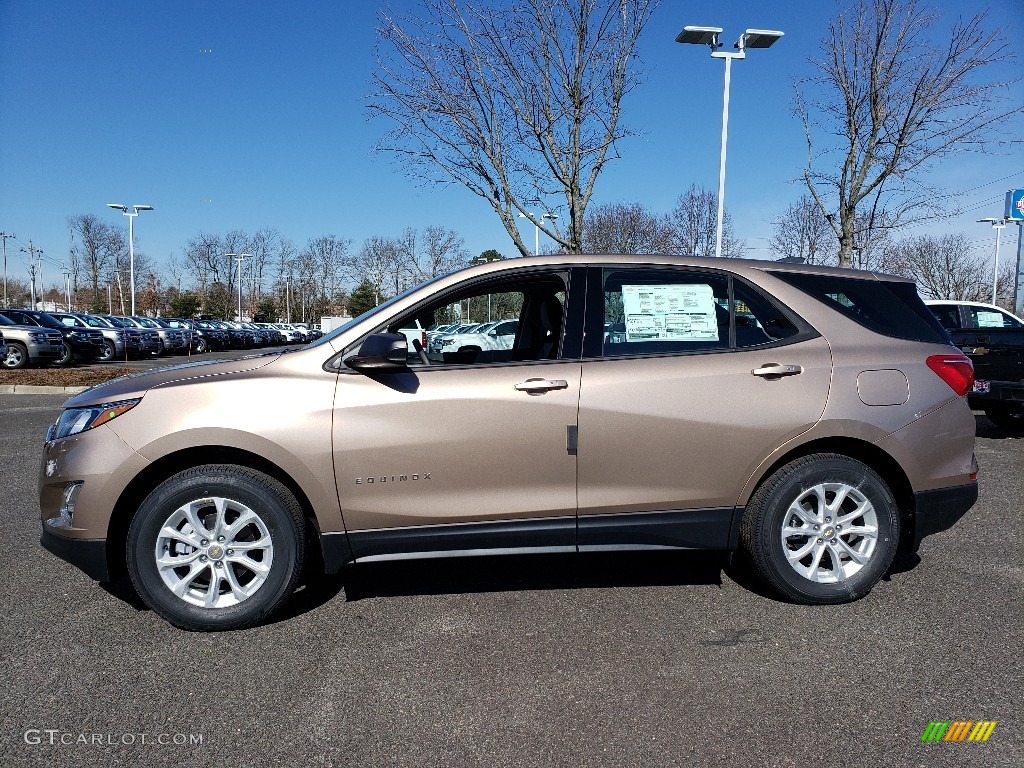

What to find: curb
left=0, top=385, right=89, bottom=395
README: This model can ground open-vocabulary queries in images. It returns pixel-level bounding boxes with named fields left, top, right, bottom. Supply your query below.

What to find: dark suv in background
left=1, top=309, right=104, bottom=366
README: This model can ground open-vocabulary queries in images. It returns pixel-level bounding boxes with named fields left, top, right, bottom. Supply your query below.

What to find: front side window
left=383, top=274, right=568, bottom=367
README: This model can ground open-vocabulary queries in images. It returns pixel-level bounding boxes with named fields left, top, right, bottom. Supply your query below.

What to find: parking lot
left=2, top=394, right=1021, bottom=767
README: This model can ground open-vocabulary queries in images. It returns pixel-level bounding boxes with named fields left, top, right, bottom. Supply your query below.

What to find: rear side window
left=600, top=269, right=802, bottom=357
left=964, top=306, right=1023, bottom=329
left=771, top=272, right=949, bottom=343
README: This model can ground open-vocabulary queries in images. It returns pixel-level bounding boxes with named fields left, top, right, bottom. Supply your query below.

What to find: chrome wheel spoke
left=228, top=554, right=270, bottom=575
left=842, top=524, right=877, bottom=539
left=782, top=525, right=811, bottom=538
left=786, top=538, right=817, bottom=563
left=836, top=538, right=871, bottom=565
left=183, top=503, right=211, bottom=539
left=212, top=497, right=230, bottom=537
left=156, top=549, right=202, bottom=569
left=836, top=500, right=870, bottom=526
left=170, top=562, right=209, bottom=597
left=827, top=543, right=847, bottom=581
left=223, top=510, right=259, bottom=540
left=159, top=525, right=201, bottom=548
left=223, top=564, right=250, bottom=601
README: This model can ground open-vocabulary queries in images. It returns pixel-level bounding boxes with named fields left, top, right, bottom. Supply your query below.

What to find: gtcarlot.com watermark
left=25, top=729, right=203, bottom=747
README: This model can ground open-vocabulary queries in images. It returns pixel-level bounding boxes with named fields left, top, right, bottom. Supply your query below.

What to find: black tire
left=195, top=336, right=208, bottom=354
left=126, top=464, right=306, bottom=631
left=740, top=453, right=899, bottom=604
left=98, top=339, right=116, bottom=362
left=151, top=338, right=165, bottom=357
left=56, top=342, right=74, bottom=367
left=984, top=407, right=1024, bottom=434
left=2, top=341, right=29, bottom=369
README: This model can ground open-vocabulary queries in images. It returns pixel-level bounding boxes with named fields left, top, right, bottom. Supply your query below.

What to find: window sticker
left=975, top=310, right=1005, bottom=328
left=621, top=283, right=719, bottom=342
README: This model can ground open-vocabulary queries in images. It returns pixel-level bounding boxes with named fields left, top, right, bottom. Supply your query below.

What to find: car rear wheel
left=740, top=454, right=899, bottom=604
left=127, top=464, right=306, bottom=631
left=984, top=407, right=1024, bottom=434
left=2, top=341, right=28, bottom=369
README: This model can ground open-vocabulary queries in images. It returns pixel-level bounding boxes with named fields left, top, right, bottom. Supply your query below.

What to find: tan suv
left=39, top=256, right=979, bottom=630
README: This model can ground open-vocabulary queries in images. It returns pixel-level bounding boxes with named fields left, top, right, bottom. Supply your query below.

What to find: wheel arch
left=105, top=445, right=322, bottom=580
left=738, top=436, right=916, bottom=550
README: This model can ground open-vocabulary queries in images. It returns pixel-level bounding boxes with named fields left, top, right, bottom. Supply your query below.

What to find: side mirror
left=345, top=333, right=409, bottom=372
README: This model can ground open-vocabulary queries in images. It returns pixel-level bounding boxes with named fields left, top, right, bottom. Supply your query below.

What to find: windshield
left=133, top=317, right=160, bottom=328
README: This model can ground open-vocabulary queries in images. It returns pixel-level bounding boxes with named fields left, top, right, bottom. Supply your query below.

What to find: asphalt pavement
left=1, top=395, right=1020, bottom=768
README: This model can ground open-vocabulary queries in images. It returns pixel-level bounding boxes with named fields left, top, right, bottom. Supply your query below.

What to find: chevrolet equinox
left=40, top=255, right=979, bottom=630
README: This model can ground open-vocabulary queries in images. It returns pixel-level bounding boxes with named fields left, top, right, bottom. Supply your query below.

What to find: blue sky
left=1, top=0, right=1022, bottom=291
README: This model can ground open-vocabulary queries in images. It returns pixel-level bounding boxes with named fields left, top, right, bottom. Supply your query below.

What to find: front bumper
left=908, top=482, right=979, bottom=551
left=40, top=525, right=109, bottom=581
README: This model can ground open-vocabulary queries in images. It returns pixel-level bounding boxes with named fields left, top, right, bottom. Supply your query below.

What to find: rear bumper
left=968, top=379, right=1024, bottom=411
left=908, top=482, right=978, bottom=551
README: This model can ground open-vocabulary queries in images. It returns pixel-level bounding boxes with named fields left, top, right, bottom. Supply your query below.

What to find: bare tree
left=67, top=214, right=120, bottom=307
left=371, top=0, right=659, bottom=256
left=666, top=185, right=744, bottom=258
left=582, top=201, right=671, bottom=254
left=769, top=196, right=838, bottom=265
left=355, top=236, right=402, bottom=304
left=878, top=233, right=987, bottom=300
left=797, top=0, right=1020, bottom=267
left=402, top=225, right=470, bottom=284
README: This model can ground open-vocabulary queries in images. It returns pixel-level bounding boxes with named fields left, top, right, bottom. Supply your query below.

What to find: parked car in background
left=40, top=255, right=978, bottom=631
left=926, top=300, right=1024, bottom=432
left=161, top=318, right=226, bottom=353
left=0, top=309, right=104, bottom=366
left=48, top=312, right=143, bottom=362
left=0, top=328, right=6, bottom=362
left=0, top=313, right=64, bottom=368
left=271, top=323, right=305, bottom=344
left=96, top=315, right=162, bottom=357
left=255, top=323, right=289, bottom=345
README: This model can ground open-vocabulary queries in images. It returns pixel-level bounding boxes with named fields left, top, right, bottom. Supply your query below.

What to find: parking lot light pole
left=107, top=204, right=153, bottom=316
left=0, top=231, right=14, bottom=308
left=978, top=217, right=1007, bottom=304
left=676, top=26, right=783, bottom=258
left=519, top=212, right=539, bottom=256
left=231, top=253, right=251, bottom=321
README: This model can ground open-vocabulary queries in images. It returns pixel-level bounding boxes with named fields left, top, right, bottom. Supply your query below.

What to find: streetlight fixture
left=978, top=217, right=1007, bottom=305
left=106, top=203, right=154, bottom=315
left=519, top=212, right=559, bottom=256
left=676, top=25, right=783, bottom=258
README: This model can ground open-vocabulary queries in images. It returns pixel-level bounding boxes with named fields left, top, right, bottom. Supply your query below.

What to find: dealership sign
left=1006, top=189, right=1024, bottom=221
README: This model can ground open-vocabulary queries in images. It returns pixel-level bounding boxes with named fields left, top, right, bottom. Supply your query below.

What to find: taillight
left=421, top=331, right=428, bottom=349
left=926, top=354, right=974, bottom=397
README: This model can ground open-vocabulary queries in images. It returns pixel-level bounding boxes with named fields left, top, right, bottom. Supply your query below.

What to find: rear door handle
left=514, top=378, right=569, bottom=393
left=752, top=363, right=803, bottom=378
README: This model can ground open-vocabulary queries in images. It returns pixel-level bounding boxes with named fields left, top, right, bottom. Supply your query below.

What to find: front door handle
left=752, top=363, right=803, bottom=378
left=514, top=378, right=569, bottom=393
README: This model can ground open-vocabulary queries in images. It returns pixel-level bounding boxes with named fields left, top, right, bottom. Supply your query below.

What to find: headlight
left=51, top=399, right=141, bottom=440
left=30, top=331, right=47, bottom=343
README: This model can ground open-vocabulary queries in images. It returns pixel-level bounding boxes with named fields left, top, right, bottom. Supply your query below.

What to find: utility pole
left=0, top=232, right=15, bottom=308
left=21, top=240, right=44, bottom=309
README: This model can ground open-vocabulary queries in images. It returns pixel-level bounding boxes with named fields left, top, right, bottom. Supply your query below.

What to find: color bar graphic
left=921, top=721, right=997, bottom=743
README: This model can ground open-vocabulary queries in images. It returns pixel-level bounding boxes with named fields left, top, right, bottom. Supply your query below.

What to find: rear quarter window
left=771, top=271, right=950, bottom=344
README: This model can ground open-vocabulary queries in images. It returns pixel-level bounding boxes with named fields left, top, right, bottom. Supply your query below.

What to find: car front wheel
left=2, top=341, right=29, bottom=369
left=740, top=454, right=899, bottom=604
left=127, top=465, right=306, bottom=631
left=98, top=339, right=116, bottom=362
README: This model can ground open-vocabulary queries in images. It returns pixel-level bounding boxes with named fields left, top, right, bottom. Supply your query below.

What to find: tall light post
left=676, top=26, right=783, bottom=258
left=106, top=204, right=154, bottom=315
left=978, top=217, right=1007, bottom=305
left=229, top=252, right=251, bottom=321
left=0, top=232, right=14, bottom=308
